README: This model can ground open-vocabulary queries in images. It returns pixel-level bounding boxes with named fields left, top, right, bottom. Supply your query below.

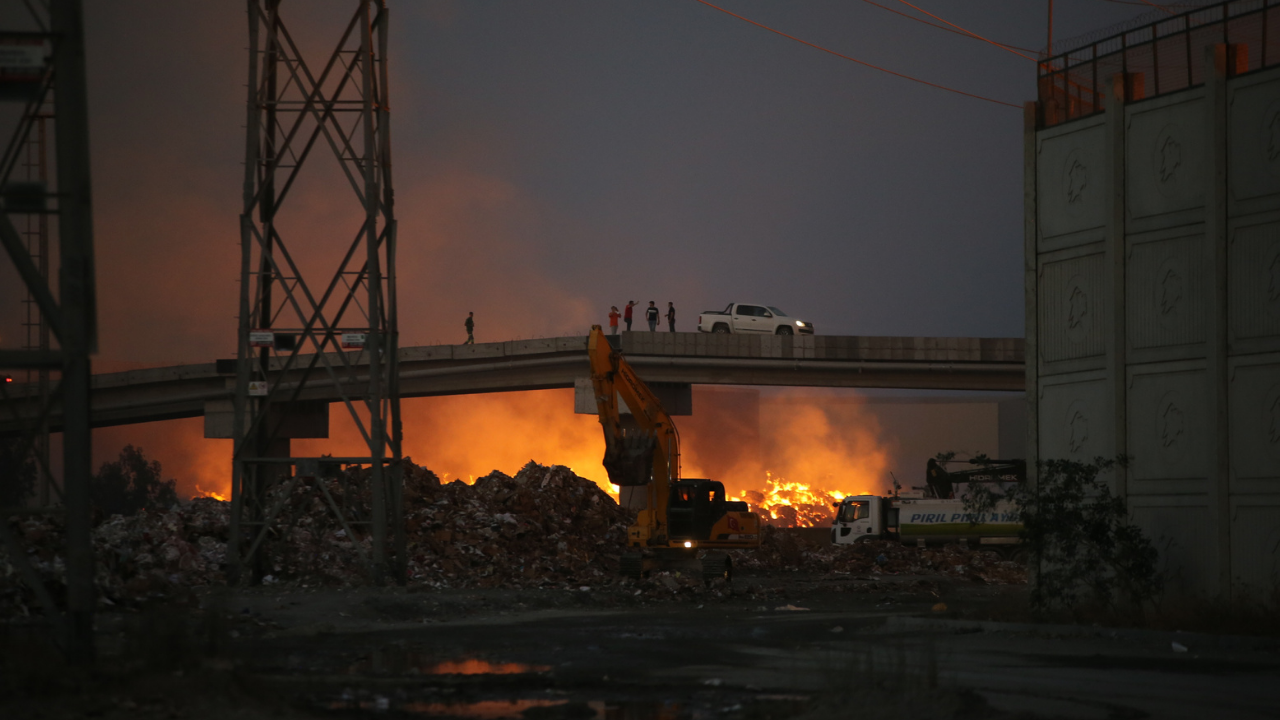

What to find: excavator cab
left=667, top=479, right=754, bottom=543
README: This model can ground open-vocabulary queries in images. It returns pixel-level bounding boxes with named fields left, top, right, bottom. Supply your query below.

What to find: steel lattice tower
left=0, top=0, right=98, bottom=661
left=228, top=0, right=404, bottom=585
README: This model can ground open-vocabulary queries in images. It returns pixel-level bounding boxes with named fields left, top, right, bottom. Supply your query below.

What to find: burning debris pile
left=735, top=526, right=1026, bottom=585
left=732, top=472, right=850, bottom=528
left=0, top=461, right=630, bottom=617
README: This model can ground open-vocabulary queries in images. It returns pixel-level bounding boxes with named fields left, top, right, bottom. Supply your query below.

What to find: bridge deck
left=0, top=332, right=1024, bottom=433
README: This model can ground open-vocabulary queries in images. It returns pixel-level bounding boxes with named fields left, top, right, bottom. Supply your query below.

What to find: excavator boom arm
left=588, top=327, right=678, bottom=536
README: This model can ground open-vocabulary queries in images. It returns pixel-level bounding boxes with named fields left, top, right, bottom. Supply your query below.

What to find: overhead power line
left=1133, top=0, right=1179, bottom=14
left=890, top=0, right=1039, bottom=62
left=860, top=0, right=1041, bottom=55
left=691, top=0, right=1021, bottom=109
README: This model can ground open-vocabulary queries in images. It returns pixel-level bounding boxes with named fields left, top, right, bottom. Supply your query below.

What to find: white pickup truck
left=697, top=303, right=814, bottom=335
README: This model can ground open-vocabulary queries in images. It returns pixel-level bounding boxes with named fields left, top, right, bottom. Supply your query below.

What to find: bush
left=0, top=439, right=37, bottom=507
left=965, top=456, right=1162, bottom=615
left=90, top=445, right=178, bottom=518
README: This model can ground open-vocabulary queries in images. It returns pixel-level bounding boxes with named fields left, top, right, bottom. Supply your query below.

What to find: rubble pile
left=1, top=461, right=631, bottom=616
left=735, top=526, right=1026, bottom=585
left=401, top=461, right=630, bottom=588
left=1, top=498, right=231, bottom=616
left=3, top=465, right=1024, bottom=619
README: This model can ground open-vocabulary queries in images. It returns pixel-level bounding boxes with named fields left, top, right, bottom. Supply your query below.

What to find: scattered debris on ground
left=735, top=525, right=1027, bottom=585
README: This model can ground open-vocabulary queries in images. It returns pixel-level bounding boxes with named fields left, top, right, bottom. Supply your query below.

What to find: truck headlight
left=683, top=541, right=693, bottom=548
left=795, top=321, right=806, bottom=327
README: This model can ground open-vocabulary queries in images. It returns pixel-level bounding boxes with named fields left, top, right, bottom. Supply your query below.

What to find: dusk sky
left=0, top=0, right=1180, bottom=367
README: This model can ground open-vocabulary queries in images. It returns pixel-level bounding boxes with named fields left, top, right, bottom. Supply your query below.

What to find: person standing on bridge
left=608, top=306, right=620, bottom=335
left=666, top=302, right=676, bottom=332
left=464, top=312, right=475, bottom=344
left=646, top=301, right=659, bottom=331
left=624, top=300, right=636, bottom=331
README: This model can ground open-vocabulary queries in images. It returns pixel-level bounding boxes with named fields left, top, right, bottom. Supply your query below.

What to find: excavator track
left=620, top=552, right=645, bottom=580
left=700, top=552, right=732, bottom=585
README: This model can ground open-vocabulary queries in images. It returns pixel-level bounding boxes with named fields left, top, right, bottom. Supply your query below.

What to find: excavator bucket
left=603, top=431, right=656, bottom=487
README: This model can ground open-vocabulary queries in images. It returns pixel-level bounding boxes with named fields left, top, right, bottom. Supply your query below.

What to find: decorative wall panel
left=1130, top=501, right=1215, bottom=595
left=1126, top=364, right=1209, bottom=486
left=1228, top=356, right=1280, bottom=490
left=1038, top=374, right=1112, bottom=462
left=1229, top=219, right=1280, bottom=349
left=1229, top=500, right=1280, bottom=600
left=1228, top=72, right=1280, bottom=204
left=1127, top=232, right=1207, bottom=354
left=1038, top=119, right=1107, bottom=248
left=1127, top=95, right=1207, bottom=221
left=1040, top=252, right=1107, bottom=365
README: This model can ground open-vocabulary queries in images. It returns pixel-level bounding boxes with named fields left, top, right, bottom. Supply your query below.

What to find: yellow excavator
left=587, top=326, right=760, bottom=582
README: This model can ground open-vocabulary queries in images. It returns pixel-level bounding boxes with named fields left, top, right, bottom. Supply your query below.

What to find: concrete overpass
left=0, top=332, right=1024, bottom=435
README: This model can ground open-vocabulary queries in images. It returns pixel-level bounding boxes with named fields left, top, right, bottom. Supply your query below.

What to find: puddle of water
left=426, top=659, right=551, bottom=675
left=346, top=650, right=550, bottom=677
left=401, top=699, right=573, bottom=718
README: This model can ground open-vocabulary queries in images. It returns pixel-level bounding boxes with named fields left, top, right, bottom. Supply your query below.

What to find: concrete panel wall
left=1039, top=250, right=1108, bottom=366
left=1126, top=362, right=1210, bottom=489
left=1126, top=230, right=1208, bottom=358
left=1030, top=57, right=1280, bottom=599
left=1130, top=499, right=1216, bottom=594
left=1228, top=354, right=1280, bottom=492
left=1228, top=215, right=1280, bottom=354
left=1227, top=73, right=1280, bottom=213
left=1126, top=93, right=1208, bottom=229
left=1229, top=499, right=1280, bottom=599
left=1037, top=372, right=1113, bottom=461
left=1037, top=118, right=1108, bottom=249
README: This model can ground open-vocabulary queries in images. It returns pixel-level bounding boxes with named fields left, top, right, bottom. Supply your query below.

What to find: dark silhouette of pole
left=51, top=0, right=97, bottom=662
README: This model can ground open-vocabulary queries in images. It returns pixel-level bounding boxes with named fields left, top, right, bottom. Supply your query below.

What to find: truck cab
left=831, top=495, right=898, bottom=544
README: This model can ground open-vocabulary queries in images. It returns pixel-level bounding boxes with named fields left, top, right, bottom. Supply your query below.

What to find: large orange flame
left=101, top=387, right=892, bottom=519
left=732, top=471, right=874, bottom=528
left=193, top=484, right=227, bottom=502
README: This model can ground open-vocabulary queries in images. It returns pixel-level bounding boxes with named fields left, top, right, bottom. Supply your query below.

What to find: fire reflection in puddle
left=332, top=699, right=686, bottom=719
left=346, top=651, right=551, bottom=676
left=426, top=659, right=551, bottom=675
left=400, top=698, right=575, bottom=718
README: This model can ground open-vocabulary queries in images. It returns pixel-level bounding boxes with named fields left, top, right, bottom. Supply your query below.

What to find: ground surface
left=3, top=568, right=1278, bottom=720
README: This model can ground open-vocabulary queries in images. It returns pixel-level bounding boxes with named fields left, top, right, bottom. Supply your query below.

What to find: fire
left=101, top=387, right=891, bottom=514
left=732, top=471, right=870, bottom=528
left=295, top=389, right=612, bottom=494
left=194, top=484, right=227, bottom=502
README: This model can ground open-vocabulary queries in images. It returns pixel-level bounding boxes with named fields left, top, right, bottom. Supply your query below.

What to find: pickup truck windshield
left=767, top=306, right=787, bottom=317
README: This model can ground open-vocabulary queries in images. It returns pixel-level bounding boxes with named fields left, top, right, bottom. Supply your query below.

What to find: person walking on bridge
left=624, top=301, right=636, bottom=331
left=608, top=306, right=620, bottom=335
left=464, top=312, right=475, bottom=344
left=646, top=301, right=659, bottom=331
left=666, top=302, right=676, bottom=332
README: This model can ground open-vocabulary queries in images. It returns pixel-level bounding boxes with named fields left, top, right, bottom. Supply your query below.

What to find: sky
left=0, top=0, right=1183, bottom=365
left=0, top=1, right=1195, bottom=492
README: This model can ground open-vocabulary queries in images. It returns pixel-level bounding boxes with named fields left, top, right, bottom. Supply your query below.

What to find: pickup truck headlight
left=795, top=321, right=807, bottom=327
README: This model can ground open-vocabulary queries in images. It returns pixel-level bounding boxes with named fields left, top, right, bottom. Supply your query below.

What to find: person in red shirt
left=623, top=301, right=636, bottom=331
left=608, top=306, right=621, bottom=335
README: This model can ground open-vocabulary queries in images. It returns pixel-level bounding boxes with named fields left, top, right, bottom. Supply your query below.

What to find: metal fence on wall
left=1038, top=0, right=1280, bottom=128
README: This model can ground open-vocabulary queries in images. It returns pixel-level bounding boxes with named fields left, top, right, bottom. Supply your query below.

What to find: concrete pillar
left=1023, top=102, right=1039, bottom=484
left=1205, top=44, right=1234, bottom=598
left=1105, top=74, right=1130, bottom=498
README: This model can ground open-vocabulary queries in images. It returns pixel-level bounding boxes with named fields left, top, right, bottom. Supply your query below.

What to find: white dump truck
left=832, top=458, right=1026, bottom=552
